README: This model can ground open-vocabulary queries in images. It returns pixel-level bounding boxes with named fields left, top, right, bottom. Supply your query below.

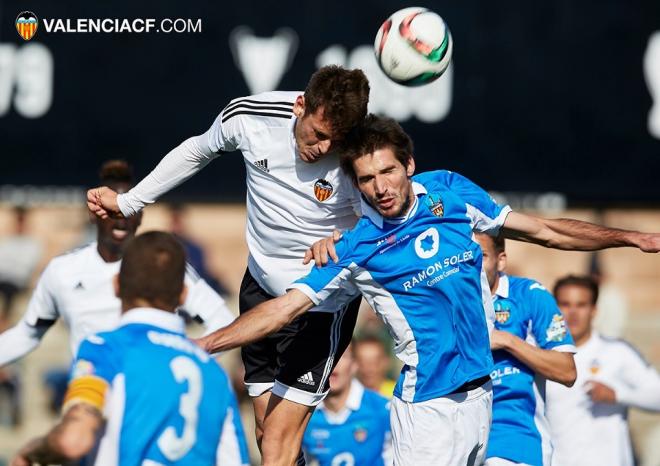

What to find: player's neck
left=323, top=387, right=351, bottom=413
left=490, top=274, right=501, bottom=296
left=574, top=329, right=593, bottom=347
left=97, top=243, right=122, bottom=263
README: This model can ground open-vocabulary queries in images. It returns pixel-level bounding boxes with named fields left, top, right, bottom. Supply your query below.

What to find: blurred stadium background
left=1, top=0, right=660, bottom=464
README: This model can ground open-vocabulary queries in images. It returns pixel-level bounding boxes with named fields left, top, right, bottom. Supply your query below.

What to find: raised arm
left=501, top=211, right=660, bottom=252
left=196, top=289, right=315, bottom=354
left=87, top=134, right=219, bottom=219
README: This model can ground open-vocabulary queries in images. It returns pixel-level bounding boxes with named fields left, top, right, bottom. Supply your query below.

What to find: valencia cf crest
left=314, top=179, right=333, bottom=202
left=16, top=11, right=38, bottom=41
left=494, top=302, right=510, bottom=324
left=426, top=194, right=444, bottom=217
left=353, top=426, right=368, bottom=443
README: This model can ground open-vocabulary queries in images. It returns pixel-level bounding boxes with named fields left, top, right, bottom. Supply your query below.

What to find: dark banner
left=1, top=0, right=659, bottom=204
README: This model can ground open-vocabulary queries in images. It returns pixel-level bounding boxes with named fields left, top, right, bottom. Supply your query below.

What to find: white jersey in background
left=546, top=332, right=660, bottom=466
left=0, top=242, right=235, bottom=364
left=117, top=91, right=361, bottom=306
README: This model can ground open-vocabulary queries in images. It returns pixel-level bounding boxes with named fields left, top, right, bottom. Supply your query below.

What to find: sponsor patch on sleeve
left=546, top=314, right=568, bottom=342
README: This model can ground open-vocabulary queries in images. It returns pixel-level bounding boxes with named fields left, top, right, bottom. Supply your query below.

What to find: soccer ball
left=374, top=7, right=453, bottom=86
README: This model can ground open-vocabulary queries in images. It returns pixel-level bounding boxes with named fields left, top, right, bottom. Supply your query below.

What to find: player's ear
left=178, top=284, right=188, bottom=307
left=293, top=95, right=305, bottom=118
left=113, top=274, right=120, bottom=298
left=406, top=155, right=415, bottom=177
left=497, top=251, right=507, bottom=273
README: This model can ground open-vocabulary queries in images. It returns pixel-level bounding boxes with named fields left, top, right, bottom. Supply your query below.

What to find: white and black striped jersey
left=118, top=91, right=361, bottom=305
left=0, top=243, right=235, bottom=364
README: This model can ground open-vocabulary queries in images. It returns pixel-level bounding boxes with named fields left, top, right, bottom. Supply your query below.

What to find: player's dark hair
left=99, top=160, right=134, bottom=187
left=304, top=65, right=370, bottom=139
left=478, top=232, right=505, bottom=254
left=553, top=275, right=599, bottom=305
left=118, top=231, right=186, bottom=311
left=339, top=114, right=414, bottom=182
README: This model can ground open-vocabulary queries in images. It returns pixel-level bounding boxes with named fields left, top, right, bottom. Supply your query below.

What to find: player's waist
left=447, top=375, right=491, bottom=395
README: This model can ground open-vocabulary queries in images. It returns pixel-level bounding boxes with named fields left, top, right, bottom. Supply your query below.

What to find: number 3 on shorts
left=157, top=356, right=203, bottom=460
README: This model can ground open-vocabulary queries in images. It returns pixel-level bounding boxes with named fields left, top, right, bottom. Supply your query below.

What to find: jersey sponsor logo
left=353, top=426, right=368, bottom=442
left=297, top=371, right=315, bottom=386
left=147, top=330, right=209, bottom=362
left=402, top=249, right=474, bottom=291
left=494, top=302, right=511, bottom=324
left=490, top=365, right=521, bottom=384
left=253, top=158, right=269, bottom=173
left=546, top=314, right=568, bottom=342
left=414, top=227, right=440, bottom=259
left=16, top=12, right=39, bottom=41
left=589, top=358, right=601, bottom=375
left=377, top=233, right=410, bottom=255
left=314, top=179, right=333, bottom=202
left=425, top=193, right=444, bottom=217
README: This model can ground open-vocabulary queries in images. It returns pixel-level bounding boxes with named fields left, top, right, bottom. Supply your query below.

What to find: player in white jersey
left=194, top=115, right=660, bottom=465
left=546, top=275, right=660, bottom=466
left=0, top=160, right=235, bottom=365
left=11, top=232, right=247, bottom=466
left=86, top=66, right=371, bottom=466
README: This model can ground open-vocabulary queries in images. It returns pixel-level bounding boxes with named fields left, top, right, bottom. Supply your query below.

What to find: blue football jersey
left=69, top=308, right=249, bottom=466
left=303, top=381, right=391, bottom=466
left=291, top=170, right=511, bottom=402
left=487, top=275, right=576, bottom=466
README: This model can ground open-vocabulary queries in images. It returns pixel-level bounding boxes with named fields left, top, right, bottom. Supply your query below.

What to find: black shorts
left=239, top=268, right=360, bottom=405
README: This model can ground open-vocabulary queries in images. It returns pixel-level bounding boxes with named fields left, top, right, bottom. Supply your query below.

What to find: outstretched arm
left=501, top=211, right=660, bottom=252
left=87, top=134, right=218, bottom=219
left=196, top=290, right=315, bottom=354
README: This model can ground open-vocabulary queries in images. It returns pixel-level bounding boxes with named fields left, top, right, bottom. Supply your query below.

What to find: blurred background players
left=353, top=335, right=396, bottom=398
left=547, top=275, right=660, bottom=466
left=0, top=160, right=234, bottom=367
left=476, top=233, right=576, bottom=466
left=11, top=231, right=248, bottom=466
left=302, top=344, right=391, bottom=466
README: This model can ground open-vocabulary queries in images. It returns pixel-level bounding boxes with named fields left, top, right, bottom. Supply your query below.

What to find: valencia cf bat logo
left=314, top=179, right=333, bottom=202
left=16, top=11, right=38, bottom=41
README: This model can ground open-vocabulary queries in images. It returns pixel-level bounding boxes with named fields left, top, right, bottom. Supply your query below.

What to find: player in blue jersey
left=475, top=233, right=577, bottom=466
left=303, top=344, right=392, bottom=466
left=11, top=232, right=249, bottom=466
left=197, top=115, right=660, bottom=465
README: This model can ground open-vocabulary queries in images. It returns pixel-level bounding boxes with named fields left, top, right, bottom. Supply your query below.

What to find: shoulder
left=220, top=91, right=298, bottom=127
left=600, top=335, right=650, bottom=364
left=412, top=170, right=455, bottom=190
left=40, top=243, right=95, bottom=283
left=510, top=275, right=550, bottom=295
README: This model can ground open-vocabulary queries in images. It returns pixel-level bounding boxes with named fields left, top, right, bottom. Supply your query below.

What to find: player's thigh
left=274, top=296, right=361, bottom=406
left=390, top=384, right=492, bottom=466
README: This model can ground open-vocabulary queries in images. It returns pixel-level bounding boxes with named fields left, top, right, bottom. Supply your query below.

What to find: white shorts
left=485, top=458, right=531, bottom=466
left=390, top=381, right=493, bottom=466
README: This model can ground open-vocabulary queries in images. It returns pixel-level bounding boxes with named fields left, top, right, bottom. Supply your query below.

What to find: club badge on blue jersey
left=494, top=302, right=511, bottom=324
left=425, top=194, right=444, bottom=217
left=353, top=426, right=368, bottom=443
left=314, top=179, right=333, bottom=201
left=546, top=314, right=568, bottom=342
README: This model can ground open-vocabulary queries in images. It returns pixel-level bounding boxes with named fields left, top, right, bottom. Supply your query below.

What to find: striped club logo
left=313, top=179, right=333, bottom=202
left=16, top=11, right=38, bottom=41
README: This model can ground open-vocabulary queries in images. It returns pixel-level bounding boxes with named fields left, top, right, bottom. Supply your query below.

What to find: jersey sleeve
left=527, top=282, right=576, bottom=352
left=215, top=380, right=251, bottom=466
left=206, top=99, right=250, bottom=153
left=0, top=262, right=60, bottom=366
left=181, top=263, right=235, bottom=334
left=63, top=334, right=119, bottom=414
left=613, top=343, right=660, bottom=412
left=435, top=170, right=511, bottom=234
left=288, top=236, right=357, bottom=307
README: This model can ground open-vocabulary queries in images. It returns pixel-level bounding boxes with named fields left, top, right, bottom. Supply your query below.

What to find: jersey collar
left=318, top=379, right=365, bottom=424
left=360, top=181, right=427, bottom=229
left=494, top=273, right=510, bottom=299
left=120, top=307, right=185, bottom=334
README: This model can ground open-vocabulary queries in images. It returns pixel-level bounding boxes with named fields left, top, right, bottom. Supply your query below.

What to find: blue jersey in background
left=303, top=380, right=391, bottom=466
left=487, top=275, right=576, bottom=466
